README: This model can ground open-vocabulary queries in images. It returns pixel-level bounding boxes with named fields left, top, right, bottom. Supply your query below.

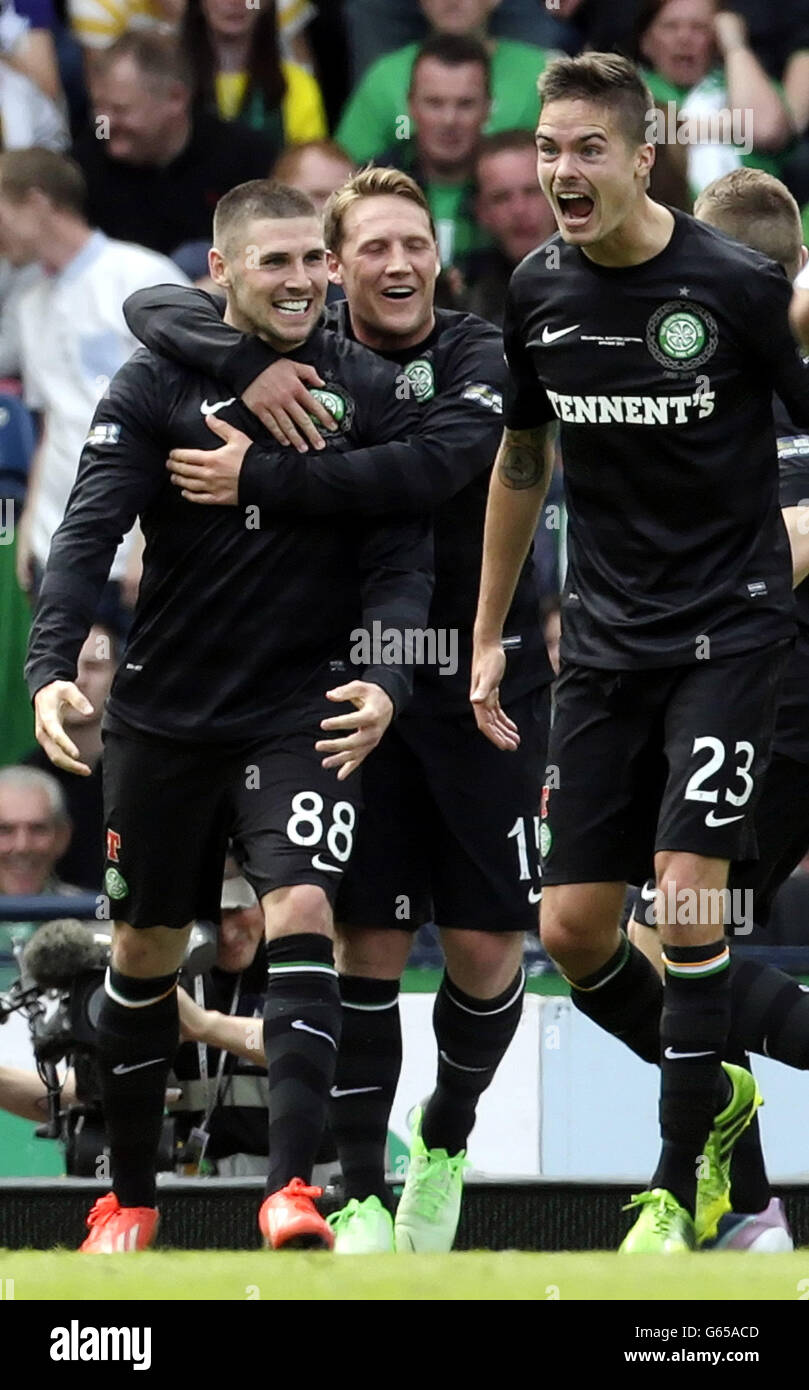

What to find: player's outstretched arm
left=25, top=355, right=170, bottom=734
left=471, top=425, right=555, bottom=749
left=168, top=329, right=509, bottom=518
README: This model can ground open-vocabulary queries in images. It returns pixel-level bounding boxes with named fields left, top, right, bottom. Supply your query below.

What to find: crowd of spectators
left=2, top=0, right=809, bottom=918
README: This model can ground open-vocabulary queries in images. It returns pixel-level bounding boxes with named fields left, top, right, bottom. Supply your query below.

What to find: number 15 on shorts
left=508, top=815, right=542, bottom=904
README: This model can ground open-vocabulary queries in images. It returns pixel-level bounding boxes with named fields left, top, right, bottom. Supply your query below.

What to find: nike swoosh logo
left=200, top=397, right=236, bottom=416
left=329, top=1085, right=382, bottom=1098
left=528, top=887, right=542, bottom=904
left=664, top=1047, right=715, bottom=1060
left=541, top=324, right=580, bottom=344
left=112, top=1058, right=166, bottom=1074
left=311, top=854, right=342, bottom=873
left=291, top=1019, right=337, bottom=1049
left=640, top=881, right=657, bottom=901
left=704, top=810, right=745, bottom=827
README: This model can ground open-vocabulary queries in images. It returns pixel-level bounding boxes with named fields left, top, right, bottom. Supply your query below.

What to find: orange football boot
left=79, top=1192, right=159, bottom=1253
left=258, top=1177, right=334, bottom=1250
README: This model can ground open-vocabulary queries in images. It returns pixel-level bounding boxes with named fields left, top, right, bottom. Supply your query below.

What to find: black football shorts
left=101, top=712, right=363, bottom=929
left=336, top=687, right=549, bottom=933
left=541, top=644, right=790, bottom=888
left=633, top=748, right=809, bottom=933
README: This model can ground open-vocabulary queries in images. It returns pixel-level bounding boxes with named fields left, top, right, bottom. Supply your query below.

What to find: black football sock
left=723, top=1044, right=770, bottom=1215
left=263, top=933, right=342, bottom=1196
left=568, top=933, right=662, bottom=1063
left=652, top=941, right=731, bottom=1217
left=421, top=967, right=525, bottom=1156
left=329, top=975, right=401, bottom=1214
left=569, top=938, right=809, bottom=1073
left=96, top=967, right=179, bottom=1209
left=726, top=957, right=809, bottom=1068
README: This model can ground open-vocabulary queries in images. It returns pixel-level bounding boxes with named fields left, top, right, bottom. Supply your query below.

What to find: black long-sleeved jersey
left=123, top=288, right=552, bottom=716
left=25, top=329, right=434, bottom=740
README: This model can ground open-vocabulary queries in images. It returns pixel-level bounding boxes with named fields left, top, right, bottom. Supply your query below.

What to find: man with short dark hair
left=374, top=34, right=494, bottom=269
left=621, top=166, right=809, bottom=1255
left=72, top=33, right=279, bottom=256
left=471, top=52, right=809, bottom=1253
left=26, top=178, right=433, bottom=1254
left=338, top=0, right=553, bottom=165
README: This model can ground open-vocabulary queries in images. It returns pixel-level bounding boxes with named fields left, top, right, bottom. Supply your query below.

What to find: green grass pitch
left=4, top=1249, right=809, bottom=1300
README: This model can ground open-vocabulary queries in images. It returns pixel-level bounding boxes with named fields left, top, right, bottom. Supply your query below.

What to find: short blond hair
left=694, top=167, right=804, bottom=279
left=323, top=166, right=436, bottom=254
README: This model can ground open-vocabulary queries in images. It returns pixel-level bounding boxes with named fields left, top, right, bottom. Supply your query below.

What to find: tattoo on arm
left=497, top=427, right=552, bottom=490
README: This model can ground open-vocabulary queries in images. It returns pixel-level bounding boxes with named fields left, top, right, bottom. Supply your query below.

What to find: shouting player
left=26, top=181, right=433, bottom=1253
left=471, top=54, right=809, bottom=1253
left=624, top=167, right=809, bottom=1253
left=123, top=165, right=552, bottom=1254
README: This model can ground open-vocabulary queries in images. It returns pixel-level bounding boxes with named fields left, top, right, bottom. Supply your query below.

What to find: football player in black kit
left=123, top=166, right=552, bottom=1254
left=25, top=181, right=434, bottom=1253
left=625, top=167, right=809, bottom=1253
left=471, top=53, right=809, bottom=1252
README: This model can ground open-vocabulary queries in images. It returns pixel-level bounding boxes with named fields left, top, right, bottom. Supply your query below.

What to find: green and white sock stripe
left=267, top=960, right=338, bottom=978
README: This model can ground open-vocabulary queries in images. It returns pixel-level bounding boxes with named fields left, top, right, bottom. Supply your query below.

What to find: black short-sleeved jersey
left=504, top=208, right=809, bottom=668
left=25, top=330, right=434, bottom=738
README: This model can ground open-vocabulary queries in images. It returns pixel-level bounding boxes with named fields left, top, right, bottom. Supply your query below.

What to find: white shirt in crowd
left=12, top=230, right=188, bottom=576
left=0, top=56, right=67, bottom=149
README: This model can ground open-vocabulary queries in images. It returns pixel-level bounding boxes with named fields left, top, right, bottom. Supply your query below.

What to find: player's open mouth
left=274, top=299, right=312, bottom=316
left=381, top=287, right=417, bottom=300
left=556, top=192, right=595, bottom=228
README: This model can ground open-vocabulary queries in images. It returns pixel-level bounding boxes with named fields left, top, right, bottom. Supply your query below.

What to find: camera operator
left=170, top=871, right=268, bottom=1177
left=0, top=869, right=339, bottom=1181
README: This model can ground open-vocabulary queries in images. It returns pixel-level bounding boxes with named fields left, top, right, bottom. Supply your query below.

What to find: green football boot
left=619, top=1188, right=697, bottom=1253
left=695, top=1061, right=763, bottom=1244
left=394, top=1107, right=469, bottom=1253
left=327, top=1196, right=395, bottom=1254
